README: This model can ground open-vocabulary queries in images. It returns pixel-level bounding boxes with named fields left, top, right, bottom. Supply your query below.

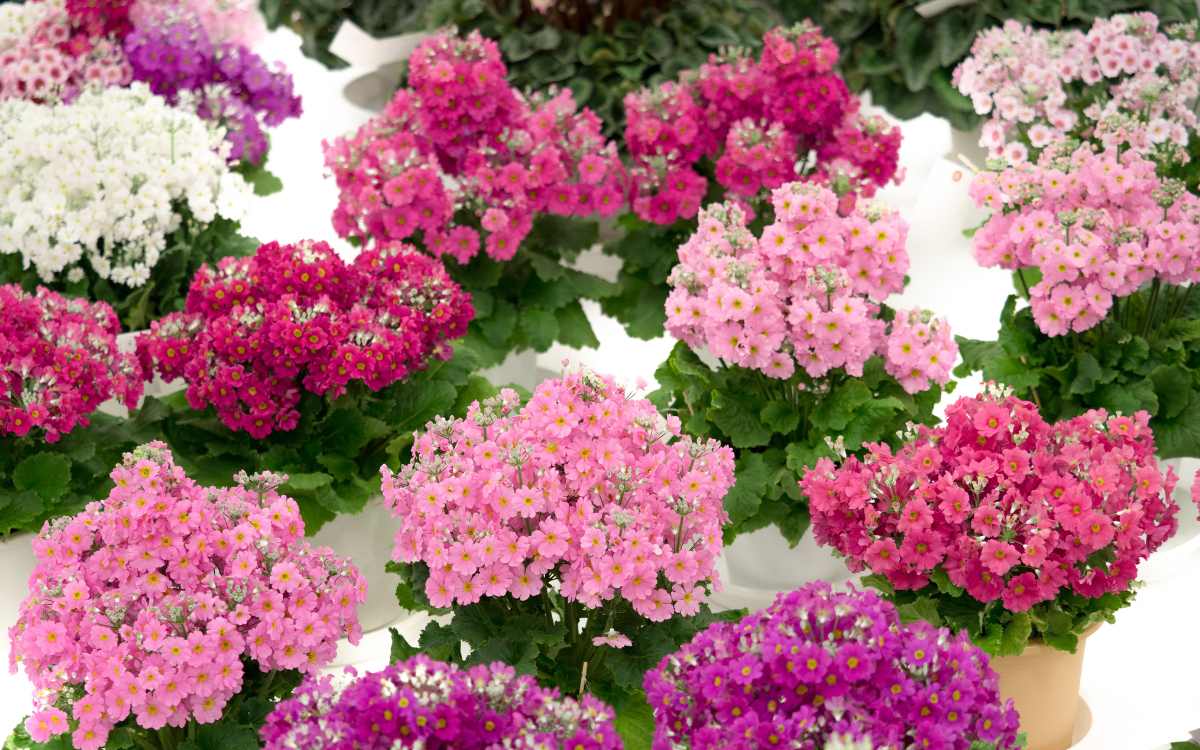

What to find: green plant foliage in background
left=776, top=0, right=1198, bottom=131
left=260, top=0, right=425, bottom=68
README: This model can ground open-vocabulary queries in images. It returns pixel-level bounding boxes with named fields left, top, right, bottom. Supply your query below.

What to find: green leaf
left=389, top=627, right=420, bottom=661
left=999, top=612, right=1033, bottom=657
left=929, top=568, right=964, bottom=597
left=894, top=10, right=940, bottom=91
left=554, top=301, right=600, bottom=350
left=760, top=400, right=800, bottom=434
left=282, top=472, right=333, bottom=492
left=320, top=408, right=391, bottom=456
left=1095, top=380, right=1159, bottom=417
left=613, top=694, right=654, bottom=750
left=1150, top=394, right=1200, bottom=459
left=896, top=596, right=942, bottom=627
left=1150, top=365, right=1192, bottom=420
left=12, top=453, right=71, bottom=501
left=860, top=573, right=894, bottom=597
left=528, top=25, right=561, bottom=51
left=1069, top=352, right=1104, bottom=395
left=518, top=307, right=560, bottom=351
left=724, top=452, right=770, bottom=525
left=708, top=390, right=771, bottom=448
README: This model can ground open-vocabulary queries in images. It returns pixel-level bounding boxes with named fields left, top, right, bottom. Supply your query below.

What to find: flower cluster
left=625, top=22, right=901, bottom=225
left=954, top=13, right=1200, bottom=163
left=384, top=370, right=735, bottom=622
left=0, top=84, right=250, bottom=288
left=137, top=239, right=473, bottom=438
left=969, top=142, right=1200, bottom=335
left=645, top=582, right=1020, bottom=750
left=325, top=31, right=625, bottom=264
left=801, top=389, right=1178, bottom=607
left=665, top=181, right=955, bottom=392
left=9, top=443, right=366, bottom=750
left=0, top=285, right=142, bottom=442
left=261, top=656, right=622, bottom=750
left=131, top=0, right=265, bottom=46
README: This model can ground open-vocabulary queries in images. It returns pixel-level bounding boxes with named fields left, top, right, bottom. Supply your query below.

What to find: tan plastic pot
left=991, top=626, right=1098, bottom=750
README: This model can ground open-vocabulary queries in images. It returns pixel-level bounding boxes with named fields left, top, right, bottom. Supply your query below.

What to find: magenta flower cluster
left=0, top=284, right=142, bottom=442
left=383, top=370, right=735, bottom=621
left=10, top=443, right=366, bottom=750
left=644, top=582, right=1020, bottom=750
left=664, top=181, right=956, bottom=392
left=801, top=389, right=1178, bottom=608
left=261, top=656, right=622, bottom=750
left=325, top=31, right=625, bottom=264
left=624, top=22, right=901, bottom=225
left=137, top=239, right=473, bottom=439
left=955, top=12, right=1200, bottom=163
left=969, top=142, right=1200, bottom=336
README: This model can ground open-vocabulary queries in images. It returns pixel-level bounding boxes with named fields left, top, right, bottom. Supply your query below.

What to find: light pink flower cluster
left=955, top=13, right=1200, bottom=163
left=801, top=388, right=1178, bottom=608
left=131, top=0, right=265, bottom=46
left=969, top=142, right=1200, bottom=335
left=137, top=239, right=473, bottom=438
left=625, top=22, right=902, bottom=225
left=664, top=182, right=956, bottom=392
left=0, top=3, right=131, bottom=102
left=325, top=31, right=625, bottom=264
left=9, top=443, right=366, bottom=750
left=383, top=371, right=735, bottom=622
left=0, top=284, right=142, bottom=442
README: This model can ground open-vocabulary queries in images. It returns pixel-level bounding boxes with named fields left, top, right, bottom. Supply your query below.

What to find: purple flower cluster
left=644, top=582, right=1021, bottom=750
left=261, top=656, right=622, bottom=750
left=124, top=10, right=300, bottom=164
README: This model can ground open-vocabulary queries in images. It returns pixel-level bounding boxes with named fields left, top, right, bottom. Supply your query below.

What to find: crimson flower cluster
left=624, top=22, right=901, bottom=225
left=137, top=240, right=473, bottom=438
left=384, top=371, right=734, bottom=622
left=325, top=31, right=625, bottom=264
left=261, top=656, right=622, bottom=750
left=0, top=284, right=142, bottom=442
left=645, top=582, right=1020, bottom=750
left=801, top=388, right=1178, bottom=608
left=10, top=443, right=366, bottom=750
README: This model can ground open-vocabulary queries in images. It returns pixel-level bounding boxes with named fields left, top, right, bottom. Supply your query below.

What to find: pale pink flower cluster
left=131, top=0, right=266, bottom=46
left=10, top=443, right=365, bottom=749
left=665, top=181, right=956, bottom=392
left=383, top=371, right=735, bottom=622
left=955, top=13, right=1200, bottom=163
left=969, top=142, right=1200, bottom=335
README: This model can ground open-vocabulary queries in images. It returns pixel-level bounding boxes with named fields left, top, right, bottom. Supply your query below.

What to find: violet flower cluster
left=969, top=142, right=1200, bottom=336
left=0, top=284, right=142, bottom=442
left=954, top=12, right=1200, bottom=164
left=10, top=443, right=366, bottom=750
left=137, top=239, right=474, bottom=438
left=261, top=656, right=622, bottom=750
left=624, top=22, right=902, bottom=225
left=801, top=388, right=1178, bottom=607
left=383, top=370, right=735, bottom=622
left=665, top=181, right=956, bottom=393
left=644, top=582, right=1021, bottom=750
left=325, top=31, right=626, bottom=264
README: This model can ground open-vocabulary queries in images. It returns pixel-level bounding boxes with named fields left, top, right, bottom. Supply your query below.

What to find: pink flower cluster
left=10, top=443, right=366, bottom=750
left=969, top=142, right=1200, bottom=335
left=665, top=182, right=956, bottom=392
left=137, top=239, right=473, bottom=438
left=801, top=389, right=1178, bottom=609
left=0, top=3, right=132, bottom=102
left=325, top=31, right=625, bottom=264
left=383, top=371, right=735, bottom=622
left=0, top=284, right=142, bottom=442
left=955, top=13, right=1200, bottom=163
left=625, top=22, right=901, bottom=225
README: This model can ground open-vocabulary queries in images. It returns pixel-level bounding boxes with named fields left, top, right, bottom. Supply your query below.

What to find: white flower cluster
left=0, top=83, right=251, bottom=287
left=0, top=1, right=45, bottom=48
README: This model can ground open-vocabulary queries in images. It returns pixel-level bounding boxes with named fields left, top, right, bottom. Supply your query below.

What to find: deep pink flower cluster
left=624, top=22, right=901, bottom=225
left=969, top=142, right=1200, bottom=335
left=9, top=443, right=366, bottom=750
left=0, top=284, right=142, bottom=442
left=137, top=239, right=473, bottom=438
left=261, top=656, right=622, bottom=750
left=384, top=371, right=735, bottom=622
left=955, top=13, right=1200, bottom=163
left=645, top=582, right=1020, bottom=750
left=801, top=390, right=1178, bottom=608
left=325, top=31, right=625, bottom=264
left=665, top=182, right=956, bottom=392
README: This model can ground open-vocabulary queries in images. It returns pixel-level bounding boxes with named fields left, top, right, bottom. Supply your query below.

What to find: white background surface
left=1, top=26, right=1198, bottom=748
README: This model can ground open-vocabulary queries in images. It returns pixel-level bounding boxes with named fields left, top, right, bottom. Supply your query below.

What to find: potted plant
left=645, top=581, right=1022, bottom=750
left=602, top=21, right=903, bottom=340
left=6, top=442, right=366, bottom=750
left=261, top=655, right=622, bottom=748
left=324, top=31, right=627, bottom=376
left=800, top=386, right=1179, bottom=750
left=135, top=238, right=478, bottom=631
left=382, top=369, right=736, bottom=747
left=651, top=182, right=956, bottom=599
